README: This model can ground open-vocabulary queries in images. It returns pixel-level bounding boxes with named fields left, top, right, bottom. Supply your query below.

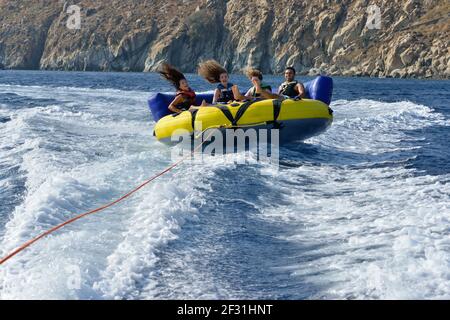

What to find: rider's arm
left=212, top=89, right=220, bottom=104
left=232, top=85, right=249, bottom=101
left=296, top=83, right=306, bottom=98
left=168, top=95, right=185, bottom=113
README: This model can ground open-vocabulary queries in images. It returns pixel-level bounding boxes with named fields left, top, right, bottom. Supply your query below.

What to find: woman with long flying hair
left=158, top=62, right=203, bottom=114
left=198, top=59, right=236, bottom=104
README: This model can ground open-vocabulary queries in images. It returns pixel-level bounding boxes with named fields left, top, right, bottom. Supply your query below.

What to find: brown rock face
left=0, top=0, right=448, bottom=78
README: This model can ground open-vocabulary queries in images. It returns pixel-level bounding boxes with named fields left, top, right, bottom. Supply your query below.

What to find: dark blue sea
left=0, top=70, right=449, bottom=299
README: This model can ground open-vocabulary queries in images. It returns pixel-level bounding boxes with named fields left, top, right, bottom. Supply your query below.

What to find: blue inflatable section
left=148, top=92, right=214, bottom=123
left=304, top=75, right=333, bottom=106
left=148, top=76, right=333, bottom=122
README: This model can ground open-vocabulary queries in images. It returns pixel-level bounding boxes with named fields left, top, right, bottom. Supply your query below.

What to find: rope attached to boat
left=0, top=129, right=216, bottom=266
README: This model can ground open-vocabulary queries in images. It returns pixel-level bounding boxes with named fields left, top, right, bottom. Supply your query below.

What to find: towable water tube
left=148, top=76, right=333, bottom=145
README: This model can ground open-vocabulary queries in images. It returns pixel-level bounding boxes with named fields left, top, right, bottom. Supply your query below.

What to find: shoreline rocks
left=0, top=0, right=448, bottom=79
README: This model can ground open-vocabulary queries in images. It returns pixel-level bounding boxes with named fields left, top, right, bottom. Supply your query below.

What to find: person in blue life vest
left=198, top=59, right=237, bottom=104
left=158, top=62, right=206, bottom=114
left=251, top=66, right=306, bottom=100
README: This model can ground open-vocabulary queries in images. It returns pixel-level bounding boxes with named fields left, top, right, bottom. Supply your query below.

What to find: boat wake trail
left=0, top=82, right=449, bottom=299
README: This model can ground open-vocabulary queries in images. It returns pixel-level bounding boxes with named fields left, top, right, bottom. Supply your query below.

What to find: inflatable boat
left=148, top=76, right=333, bottom=145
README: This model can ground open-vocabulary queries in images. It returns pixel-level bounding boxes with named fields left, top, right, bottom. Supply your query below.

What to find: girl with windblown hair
left=158, top=62, right=203, bottom=114
left=198, top=60, right=236, bottom=104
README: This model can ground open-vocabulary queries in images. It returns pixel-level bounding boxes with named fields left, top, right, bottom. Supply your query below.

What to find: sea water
left=0, top=70, right=449, bottom=299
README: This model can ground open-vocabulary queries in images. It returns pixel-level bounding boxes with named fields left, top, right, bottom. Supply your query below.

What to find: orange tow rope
left=0, top=130, right=214, bottom=266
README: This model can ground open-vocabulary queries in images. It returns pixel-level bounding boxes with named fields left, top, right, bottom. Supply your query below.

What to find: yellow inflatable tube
left=154, top=98, right=333, bottom=142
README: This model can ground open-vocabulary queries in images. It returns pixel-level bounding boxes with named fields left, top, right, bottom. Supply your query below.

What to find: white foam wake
left=1, top=88, right=449, bottom=299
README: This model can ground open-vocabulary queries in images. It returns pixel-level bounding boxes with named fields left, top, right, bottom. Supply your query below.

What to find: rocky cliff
left=0, top=0, right=449, bottom=78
